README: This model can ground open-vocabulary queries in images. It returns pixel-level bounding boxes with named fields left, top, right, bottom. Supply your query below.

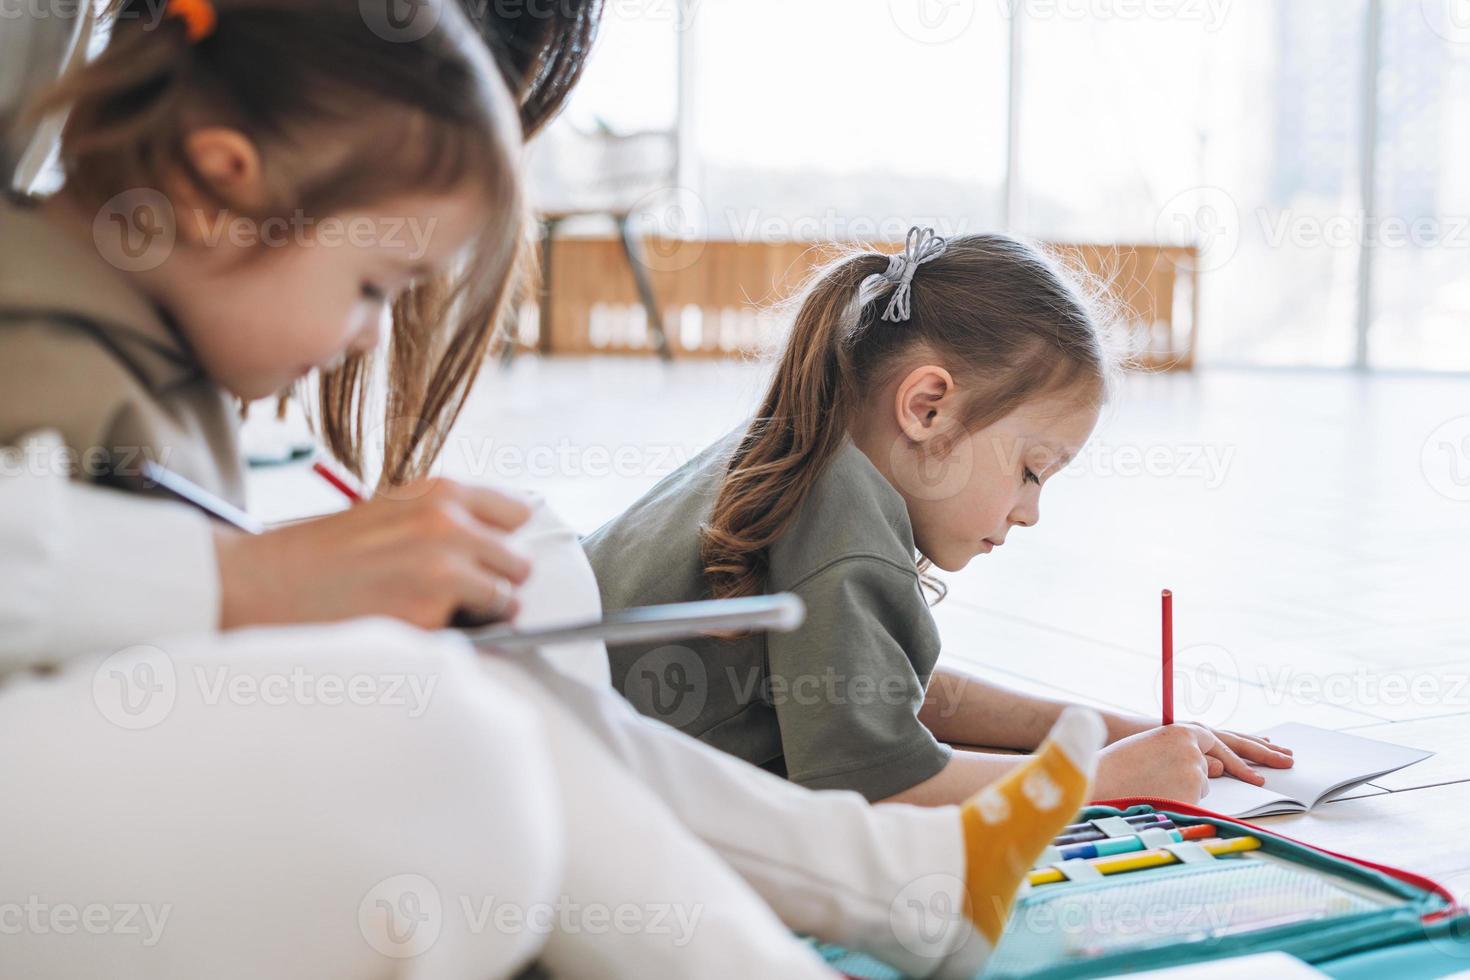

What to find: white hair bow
left=858, top=226, right=949, bottom=323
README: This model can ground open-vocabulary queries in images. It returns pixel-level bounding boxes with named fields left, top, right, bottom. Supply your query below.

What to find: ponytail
left=700, top=251, right=889, bottom=600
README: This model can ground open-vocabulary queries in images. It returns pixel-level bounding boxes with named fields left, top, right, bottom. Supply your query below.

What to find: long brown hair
left=701, top=233, right=1116, bottom=601
left=37, top=0, right=527, bottom=486
left=317, top=0, right=607, bottom=485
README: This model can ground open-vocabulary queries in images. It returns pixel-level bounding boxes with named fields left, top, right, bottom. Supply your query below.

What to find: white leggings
left=508, top=652, right=982, bottom=979
left=0, top=619, right=834, bottom=979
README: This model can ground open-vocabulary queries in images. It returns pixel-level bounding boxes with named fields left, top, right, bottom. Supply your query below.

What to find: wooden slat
left=517, top=236, right=1200, bottom=369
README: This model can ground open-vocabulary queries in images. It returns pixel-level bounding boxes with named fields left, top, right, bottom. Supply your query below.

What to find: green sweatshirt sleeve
left=767, top=555, right=952, bottom=801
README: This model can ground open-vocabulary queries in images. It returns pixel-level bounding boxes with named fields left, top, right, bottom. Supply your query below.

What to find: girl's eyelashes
left=1023, top=467, right=1041, bottom=486
left=359, top=282, right=387, bottom=304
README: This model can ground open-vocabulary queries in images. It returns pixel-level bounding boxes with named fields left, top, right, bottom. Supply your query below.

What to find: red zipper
left=1094, top=796, right=1460, bottom=919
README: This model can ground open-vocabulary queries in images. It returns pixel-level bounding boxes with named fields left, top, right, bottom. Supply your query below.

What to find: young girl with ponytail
left=587, top=227, right=1296, bottom=806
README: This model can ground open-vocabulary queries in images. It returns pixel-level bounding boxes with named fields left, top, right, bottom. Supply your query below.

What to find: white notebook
left=1199, top=722, right=1432, bottom=818
left=1106, top=951, right=1327, bottom=978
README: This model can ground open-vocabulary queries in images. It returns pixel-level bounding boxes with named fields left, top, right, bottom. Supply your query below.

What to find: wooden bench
left=508, top=237, right=1201, bottom=371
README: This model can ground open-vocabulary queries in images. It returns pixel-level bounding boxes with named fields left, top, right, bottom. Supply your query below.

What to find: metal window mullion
left=1003, top=6, right=1025, bottom=233
left=675, top=0, right=699, bottom=199
left=1354, top=0, right=1383, bottom=370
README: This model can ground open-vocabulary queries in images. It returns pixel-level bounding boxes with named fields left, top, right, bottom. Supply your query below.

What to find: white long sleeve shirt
left=0, top=429, right=610, bottom=686
left=0, top=430, right=219, bottom=674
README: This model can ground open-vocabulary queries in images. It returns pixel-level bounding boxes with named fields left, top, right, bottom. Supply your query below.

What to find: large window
left=559, top=0, right=1469, bottom=371
left=1369, top=0, right=1470, bottom=370
left=1016, top=3, right=1367, bottom=367
left=686, top=0, right=1011, bottom=241
left=558, top=1, right=679, bottom=134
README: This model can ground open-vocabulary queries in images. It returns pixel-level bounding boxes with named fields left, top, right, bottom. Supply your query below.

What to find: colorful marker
left=1028, top=835, right=1262, bottom=886
left=1054, top=819, right=1178, bottom=848
left=1058, top=813, right=1170, bottom=838
left=1053, top=823, right=1216, bottom=863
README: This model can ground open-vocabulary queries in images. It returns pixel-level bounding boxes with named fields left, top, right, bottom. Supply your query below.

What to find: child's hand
left=1093, top=724, right=1268, bottom=803
left=1210, top=728, right=1294, bottom=776
left=216, top=478, right=534, bottom=630
left=1102, top=714, right=1295, bottom=784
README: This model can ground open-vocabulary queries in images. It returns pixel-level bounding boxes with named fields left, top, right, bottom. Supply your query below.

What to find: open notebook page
left=1197, top=722, right=1431, bottom=818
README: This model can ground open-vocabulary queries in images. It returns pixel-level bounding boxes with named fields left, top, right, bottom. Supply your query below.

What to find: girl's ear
left=172, top=127, right=266, bottom=240
left=893, top=364, right=957, bottom=445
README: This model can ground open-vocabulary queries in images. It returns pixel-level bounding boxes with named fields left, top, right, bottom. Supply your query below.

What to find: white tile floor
left=248, top=357, right=1470, bottom=882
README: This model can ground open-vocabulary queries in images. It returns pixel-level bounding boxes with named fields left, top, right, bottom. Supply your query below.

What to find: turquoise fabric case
left=812, top=799, right=1470, bottom=979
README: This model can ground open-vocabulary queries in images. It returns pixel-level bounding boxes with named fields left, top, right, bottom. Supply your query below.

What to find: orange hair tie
left=166, top=0, right=217, bottom=43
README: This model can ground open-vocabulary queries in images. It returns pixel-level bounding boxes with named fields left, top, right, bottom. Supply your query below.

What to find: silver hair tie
left=858, top=226, right=949, bottom=323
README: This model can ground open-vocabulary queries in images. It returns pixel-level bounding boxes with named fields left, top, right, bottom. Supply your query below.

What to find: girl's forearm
left=879, top=749, right=1032, bottom=806
left=919, top=663, right=1069, bottom=749
left=920, top=663, right=1147, bottom=749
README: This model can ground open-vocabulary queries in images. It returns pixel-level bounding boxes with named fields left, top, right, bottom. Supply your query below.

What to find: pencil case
left=812, top=797, right=1470, bottom=979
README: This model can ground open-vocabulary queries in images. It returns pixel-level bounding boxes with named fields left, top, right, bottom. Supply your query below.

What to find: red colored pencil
left=312, top=459, right=364, bottom=503
left=1161, top=588, right=1174, bottom=726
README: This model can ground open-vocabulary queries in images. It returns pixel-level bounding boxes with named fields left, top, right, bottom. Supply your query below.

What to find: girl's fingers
left=1206, top=756, right=1224, bottom=778
left=1194, top=728, right=1265, bottom=785
left=1232, top=730, right=1292, bottom=754
left=1222, top=732, right=1295, bottom=768
left=459, top=485, right=534, bottom=532
left=450, top=563, right=518, bottom=623
left=457, top=517, right=533, bottom=584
